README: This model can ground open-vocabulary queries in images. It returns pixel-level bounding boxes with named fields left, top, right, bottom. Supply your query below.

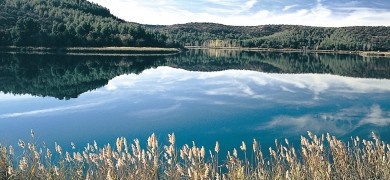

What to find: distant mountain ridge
left=149, top=23, right=390, bottom=51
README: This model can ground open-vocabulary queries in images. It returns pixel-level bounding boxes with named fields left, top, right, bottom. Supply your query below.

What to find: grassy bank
left=1, top=131, right=389, bottom=179
left=359, top=51, right=390, bottom=57
left=0, top=46, right=181, bottom=56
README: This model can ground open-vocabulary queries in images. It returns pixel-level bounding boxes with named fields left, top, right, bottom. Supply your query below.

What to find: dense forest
left=0, top=0, right=180, bottom=47
left=0, top=0, right=389, bottom=51
left=151, top=23, right=390, bottom=51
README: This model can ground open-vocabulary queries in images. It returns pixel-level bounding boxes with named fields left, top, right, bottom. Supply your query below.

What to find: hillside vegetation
left=152, top=23, right=390, bottom=51
left=0, top=0, right=389, bottom=51
left=0, top=0, right=180, bottom=47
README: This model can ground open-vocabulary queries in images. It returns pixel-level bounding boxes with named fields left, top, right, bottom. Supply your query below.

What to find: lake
left=1, top=49, right=390, bottom=154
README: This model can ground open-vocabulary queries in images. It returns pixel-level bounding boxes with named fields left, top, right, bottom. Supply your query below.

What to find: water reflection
left=0, top=51, right=390, bottom=152
left=98, top=67, right=390, bottom=138
left=0, top=102, right=104, bottom=119
left=1, top=51, right=390, bottom=100
left=261, top=105, right=390, bottom=135
left=0, top=53, right=166, bottom=99
left=168, top=49, right=390, bottom=79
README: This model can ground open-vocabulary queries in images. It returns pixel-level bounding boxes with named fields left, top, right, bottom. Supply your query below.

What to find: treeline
left=152, top=23, right=390, bottom=51
left=242, top=26, right=390, bottom=51
left=148, top=23, right=286, bottom=47
left=0, top=0, right=180, bottom=47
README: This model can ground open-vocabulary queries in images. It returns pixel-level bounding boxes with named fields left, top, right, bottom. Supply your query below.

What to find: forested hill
left=1, top=0, right=389, bottom=51
left=0, top=0, right=180, bottom=47
left=150, top=23, right=390, bottom=51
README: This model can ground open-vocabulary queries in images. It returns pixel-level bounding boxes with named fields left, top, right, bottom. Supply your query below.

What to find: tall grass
left=1, top=131, right=389, bottom=179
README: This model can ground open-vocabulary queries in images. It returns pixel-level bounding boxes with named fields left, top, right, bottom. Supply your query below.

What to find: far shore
left=1, top=46, right=389, bottom=58
left=186, top=46, right=390, bottom=58
left=0, top=46, right=182, bottom=56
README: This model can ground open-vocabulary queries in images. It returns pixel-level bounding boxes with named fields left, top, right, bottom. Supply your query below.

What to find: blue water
left=1, top=51, right=390, bottom=155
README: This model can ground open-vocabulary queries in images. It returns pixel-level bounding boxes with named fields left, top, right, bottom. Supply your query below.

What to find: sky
left=88, top=0, right=390, bottom=27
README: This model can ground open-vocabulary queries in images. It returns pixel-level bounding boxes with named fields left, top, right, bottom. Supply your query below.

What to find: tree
left=14, top=17, right=41, bottom=46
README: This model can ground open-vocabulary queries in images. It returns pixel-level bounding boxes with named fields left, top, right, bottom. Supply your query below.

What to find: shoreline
left=1, top=46, right=389, bottom=58
left=0, top=46, right=182, bottom=56
left=185, top=46, right=390, bottom=57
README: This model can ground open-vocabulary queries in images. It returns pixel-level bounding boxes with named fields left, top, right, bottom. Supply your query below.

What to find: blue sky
left=88, top=0, right=390, bottom=26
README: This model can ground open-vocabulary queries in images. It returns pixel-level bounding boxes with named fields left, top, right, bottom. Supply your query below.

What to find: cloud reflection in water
left=0, top=102, right=104, bottom=119
left=100, top=67, right=390, bottom=136
left=1, top=66, right=390, bottom=151
left=102, top=66, right=390, bottom=101
left=261, top=105, right=390, bottom=135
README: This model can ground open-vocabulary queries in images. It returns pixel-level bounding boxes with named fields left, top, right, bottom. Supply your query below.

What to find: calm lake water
left=1, top=49, right=390, bottom=154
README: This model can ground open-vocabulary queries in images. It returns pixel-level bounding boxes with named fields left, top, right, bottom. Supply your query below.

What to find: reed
left=1, top=131, right=389, bottom=179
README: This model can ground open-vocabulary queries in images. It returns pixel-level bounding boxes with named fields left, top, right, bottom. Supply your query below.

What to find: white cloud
left=263, top=73, right=390, bottom=100
left=104, top=67, right=390, bottom=103
left=260, top=104, right=390, bottom=135
left=359, top=105, right=390, bottom=126
left=0, top=102, right=103, bottom=119
left=128, top=104, right=181, bottom=117
left=104, top=74, right=138, bottom=91
left=283, top=5, right=298, bottom=11
left=205, top=84, right=265, bottom=99
left=243, top=0, right=257, bottom=12
left=88, top=0, right=390, bottom=26
left=259, top=114, right=352, bottom=135
left=281, top=86, right=295, bottom=93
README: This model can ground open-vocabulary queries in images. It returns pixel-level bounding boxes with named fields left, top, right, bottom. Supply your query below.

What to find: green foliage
left=1, top=0, right=388, bottom=50
left=0, top=0, right=181, bottom=47
left=152, top=23, right=390, bottom=51
left=13, top=17, right=41, bottom=45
